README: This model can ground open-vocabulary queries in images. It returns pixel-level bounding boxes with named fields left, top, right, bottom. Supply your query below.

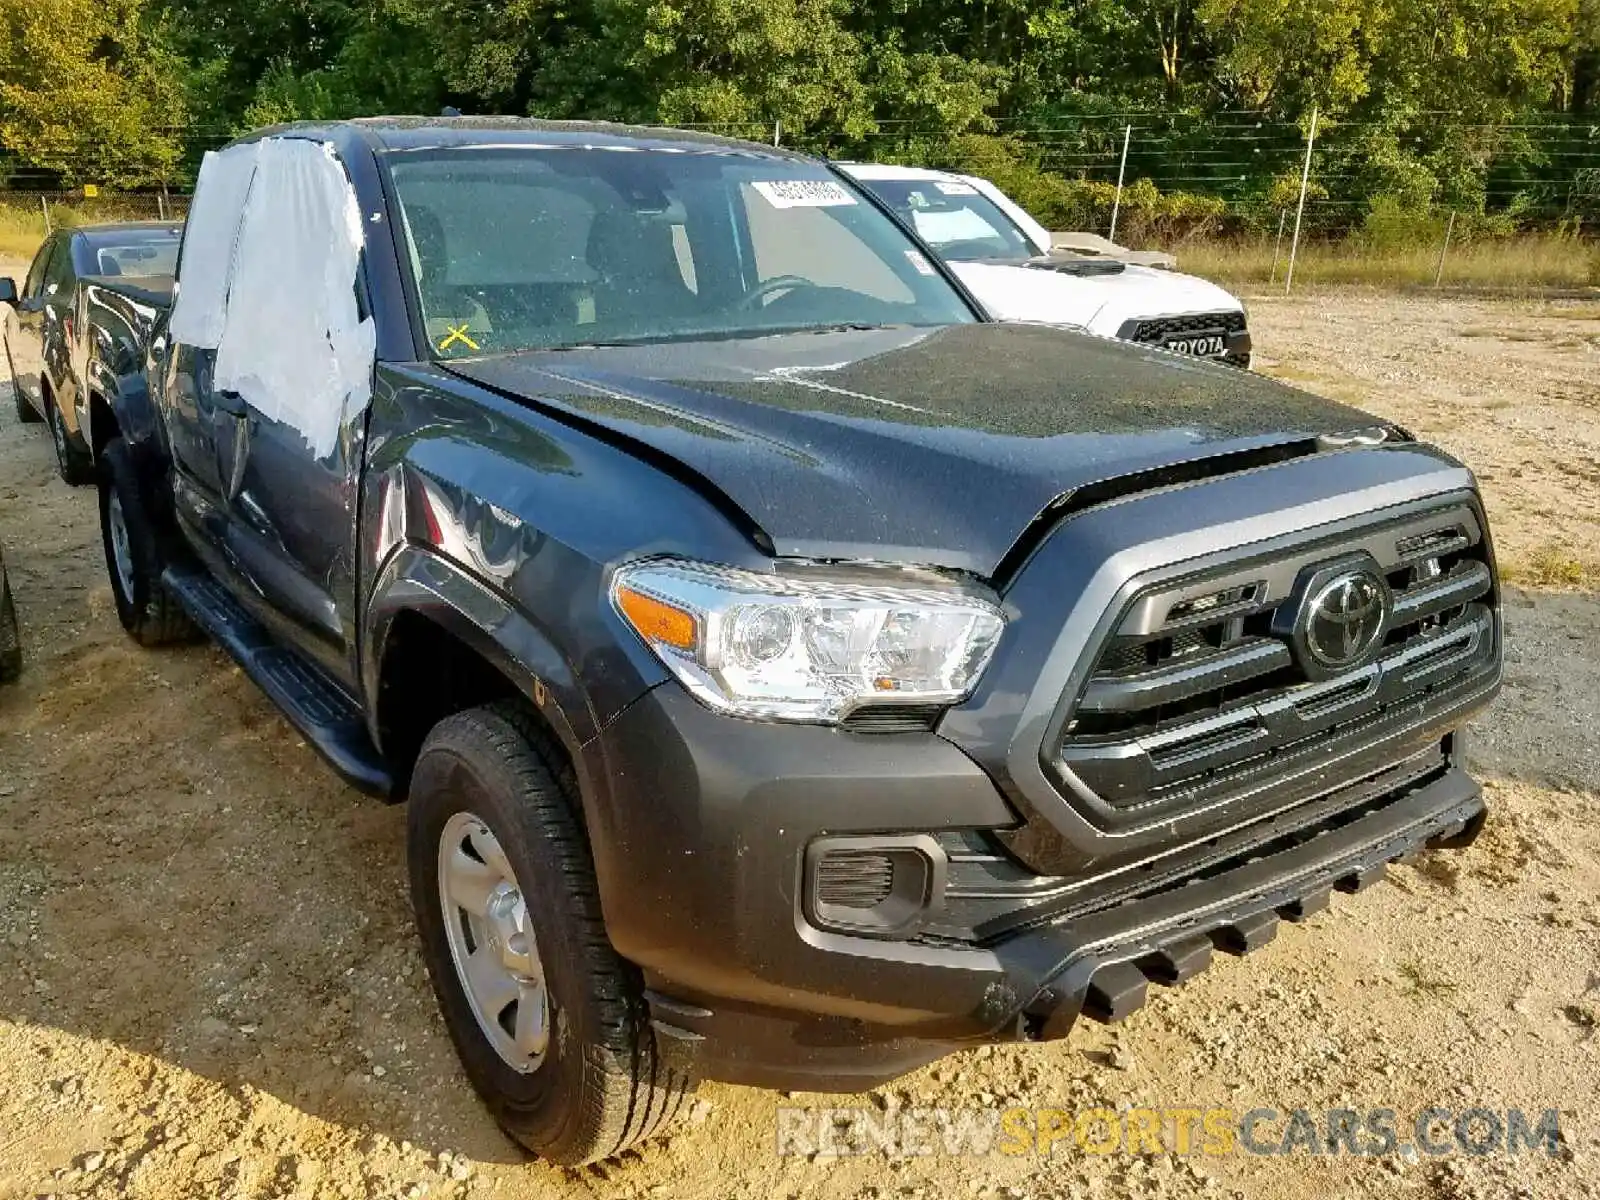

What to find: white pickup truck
left=838, top=162, right=1252, bottom=368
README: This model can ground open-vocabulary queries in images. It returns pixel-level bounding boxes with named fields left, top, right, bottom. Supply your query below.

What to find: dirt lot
left=0, top=285, right=1598, bottom=1200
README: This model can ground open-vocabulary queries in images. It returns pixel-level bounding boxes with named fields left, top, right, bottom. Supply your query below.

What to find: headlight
left=611, top=559, right=1006, bottom=723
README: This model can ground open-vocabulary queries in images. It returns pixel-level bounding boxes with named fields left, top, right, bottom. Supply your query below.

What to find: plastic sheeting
left=167, top=143, right=260, bottom=349
left=167, top=138, right=376, bottom=460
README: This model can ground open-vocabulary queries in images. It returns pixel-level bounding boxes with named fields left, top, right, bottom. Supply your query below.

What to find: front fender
left=363, top=542, right=600, bottom=772
left=101, top=367, right=162, bottom=454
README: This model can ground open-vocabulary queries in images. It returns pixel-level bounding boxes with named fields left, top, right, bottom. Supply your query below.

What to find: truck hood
left=949, top=259, right=1243, bottom=335
left=446, top=322, right=1377, bottom=577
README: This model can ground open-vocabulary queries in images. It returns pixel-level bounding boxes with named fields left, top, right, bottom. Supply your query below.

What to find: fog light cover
left=806, top=834, right=947, bottom=937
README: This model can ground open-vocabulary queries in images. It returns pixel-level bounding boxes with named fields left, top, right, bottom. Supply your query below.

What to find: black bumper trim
left=644, top=761, right=1484, bottom=1089
left=1032, top=766, right=1483, bottom=1032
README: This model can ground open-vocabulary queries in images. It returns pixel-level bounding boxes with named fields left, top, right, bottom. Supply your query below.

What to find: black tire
left=98, top=438, right=196, bottom=647
left=408, top=703, right=693, bottom=1165
left=11, top=372, right=41, bottom=424
left=47, top=393, right=94, bottom=485
left=0, top=568, right=20, bottom=684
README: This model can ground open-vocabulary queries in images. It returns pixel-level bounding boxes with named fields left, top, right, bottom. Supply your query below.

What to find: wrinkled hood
left=949, top=259, right=1243, bottom=336
left=446, top=323, right=1377, bottom=577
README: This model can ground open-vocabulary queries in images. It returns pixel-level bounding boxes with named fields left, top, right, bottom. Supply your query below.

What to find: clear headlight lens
left=611, top=559, right=1006, bottom=723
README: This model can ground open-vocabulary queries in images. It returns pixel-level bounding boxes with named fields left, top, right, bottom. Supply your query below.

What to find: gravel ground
left=0, top=286, right=1597, bottom=1200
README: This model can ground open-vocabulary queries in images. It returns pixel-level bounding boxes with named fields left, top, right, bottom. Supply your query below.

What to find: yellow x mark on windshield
left=438, top=324, right=480, bottom=352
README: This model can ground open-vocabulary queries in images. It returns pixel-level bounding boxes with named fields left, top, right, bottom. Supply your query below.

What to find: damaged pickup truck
left=97, top=118, right=1502, bottom=1165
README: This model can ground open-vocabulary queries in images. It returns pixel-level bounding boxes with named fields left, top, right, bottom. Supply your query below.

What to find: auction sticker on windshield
left=752, top=180, right=859, bottom=208
left=935, top=181, right=978, bottom=195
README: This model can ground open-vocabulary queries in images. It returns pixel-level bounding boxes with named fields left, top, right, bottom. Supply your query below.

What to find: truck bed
left=81, top=275, right=174, bottom=309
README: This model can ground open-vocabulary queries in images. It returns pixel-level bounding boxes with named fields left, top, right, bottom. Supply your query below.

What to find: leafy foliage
left=0, top=0, right=1592, bottom=240
left=0, top=0, right=188, bottom=185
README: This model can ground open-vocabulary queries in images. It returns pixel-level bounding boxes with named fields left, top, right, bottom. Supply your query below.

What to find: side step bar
left=161, top=565, right=393, bottom=798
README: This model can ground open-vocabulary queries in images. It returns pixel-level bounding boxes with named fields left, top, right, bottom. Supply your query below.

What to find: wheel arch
left=364, top=544, right=603, bottom=802
left=87, top=389, right=119, bottom=460
left=101, top=370, right=161, bottom=456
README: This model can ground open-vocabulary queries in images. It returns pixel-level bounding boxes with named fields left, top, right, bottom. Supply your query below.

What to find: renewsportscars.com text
left=775, top=1106, right=1563, bottom=1159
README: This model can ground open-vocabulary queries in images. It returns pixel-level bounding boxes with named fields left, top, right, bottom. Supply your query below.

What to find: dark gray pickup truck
left=88, top=118, right=1501, bottom=1164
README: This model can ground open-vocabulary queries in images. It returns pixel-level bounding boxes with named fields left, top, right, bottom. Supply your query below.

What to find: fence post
left=1108, top=123, right=1132, bottom=243
left=1434, top=211, right=1456, bottom=287
left=1284, top=105, right=1318, bottom=295
left=1269, top=209, right=1288, bottom=285
left=158, top=184, right=168, bottom=221
left=773, top=120, right=781, bottom=148
left=40, top=195, right=51, bottom=236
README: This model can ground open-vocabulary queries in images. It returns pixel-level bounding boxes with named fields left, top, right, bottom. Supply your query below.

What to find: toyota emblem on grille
left=1302, top=570, right=1390, bottom=670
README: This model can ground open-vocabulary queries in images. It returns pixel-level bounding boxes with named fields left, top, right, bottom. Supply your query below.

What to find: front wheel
left=408, top=703, right=693, bottom=1165
left=98, top=439, right=196, bottom=646
left=11, top=376, right=41, bottom=424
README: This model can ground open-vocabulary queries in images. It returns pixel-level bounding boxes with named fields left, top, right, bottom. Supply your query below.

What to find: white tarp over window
left=167, top=142, right=260, bottom=348
left=168, top=138, right=376, bottom=460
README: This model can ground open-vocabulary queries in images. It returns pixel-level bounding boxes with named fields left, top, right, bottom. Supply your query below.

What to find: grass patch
left=1397, top=960, right=1458, bottom=998
left=0, top=204, right=47, bottom=259
left=1500, top=543, right=1600, bottom=589
left=1180, top=235, right=1600, bottom=292
left=0, top=198, right=183, bottom=262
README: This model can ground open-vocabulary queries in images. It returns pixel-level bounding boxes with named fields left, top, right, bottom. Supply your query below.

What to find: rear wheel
left=408, top=703, right=693, bottom=1165
left=98, top=439, right=196, bottom=646
left=47, top=393, right=94, bottom=485
left=0, top=565, right=20, bottom=683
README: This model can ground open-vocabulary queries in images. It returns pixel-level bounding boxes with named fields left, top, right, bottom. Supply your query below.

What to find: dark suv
left=93, top=118, right=1501, bottom=1165
left=0, top=222, right=181, bottom=484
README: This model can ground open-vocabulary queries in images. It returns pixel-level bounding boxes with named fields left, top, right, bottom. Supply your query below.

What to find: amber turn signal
left=616, top=586, right=698, bottom=651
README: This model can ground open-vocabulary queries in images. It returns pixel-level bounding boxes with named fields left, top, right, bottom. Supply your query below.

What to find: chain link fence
left=3, top=113, right=1597, bottom=288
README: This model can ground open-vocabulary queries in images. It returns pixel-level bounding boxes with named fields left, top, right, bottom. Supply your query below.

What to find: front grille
left=1126, top=311, right=1247, bottom=344
left=1054, top=501, right=1497, bottom=823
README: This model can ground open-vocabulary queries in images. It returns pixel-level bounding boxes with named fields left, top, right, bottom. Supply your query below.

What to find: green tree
left=0, top=0, right=188, bottom=185
left=1198, top=0, right=1369, bottom=113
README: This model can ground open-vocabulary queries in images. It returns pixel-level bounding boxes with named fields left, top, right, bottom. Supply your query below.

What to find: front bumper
left=587, top=684, right=1486, bottom=1092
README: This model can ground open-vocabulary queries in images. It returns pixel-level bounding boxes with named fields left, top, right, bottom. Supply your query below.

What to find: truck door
left=43, top=236, right=86, bottom=443
left=5, top=236, right=61, bottom=413
left=163, top=150, right=259, bottom=528
left=200, top=137, right=377, bottom=688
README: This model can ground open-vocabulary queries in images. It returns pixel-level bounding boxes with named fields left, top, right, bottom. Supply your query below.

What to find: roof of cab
left=71, top=221, right=183, bottom=238
left=834, top=162, right=961, bottom=182
left=235, top=116, right=812, bottom=160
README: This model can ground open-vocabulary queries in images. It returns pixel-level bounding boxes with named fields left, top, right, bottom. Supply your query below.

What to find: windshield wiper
left=479, top=323, right=921, bottom=355
left=789, top=322, right=911, bottom=335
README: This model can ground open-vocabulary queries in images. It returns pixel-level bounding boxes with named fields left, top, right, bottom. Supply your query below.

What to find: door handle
left=214, top=389, right=248, bottom=418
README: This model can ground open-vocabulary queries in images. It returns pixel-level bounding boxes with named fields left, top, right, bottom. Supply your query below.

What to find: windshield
left=385, top=149, right=976, bottom=357
left=80, top=228, right=182, bottom=279
left=853, top=178, right=1040, bottom=262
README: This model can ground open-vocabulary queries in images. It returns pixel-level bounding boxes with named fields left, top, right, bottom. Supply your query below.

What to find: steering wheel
left=737, top=274, right=819, bottom=310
